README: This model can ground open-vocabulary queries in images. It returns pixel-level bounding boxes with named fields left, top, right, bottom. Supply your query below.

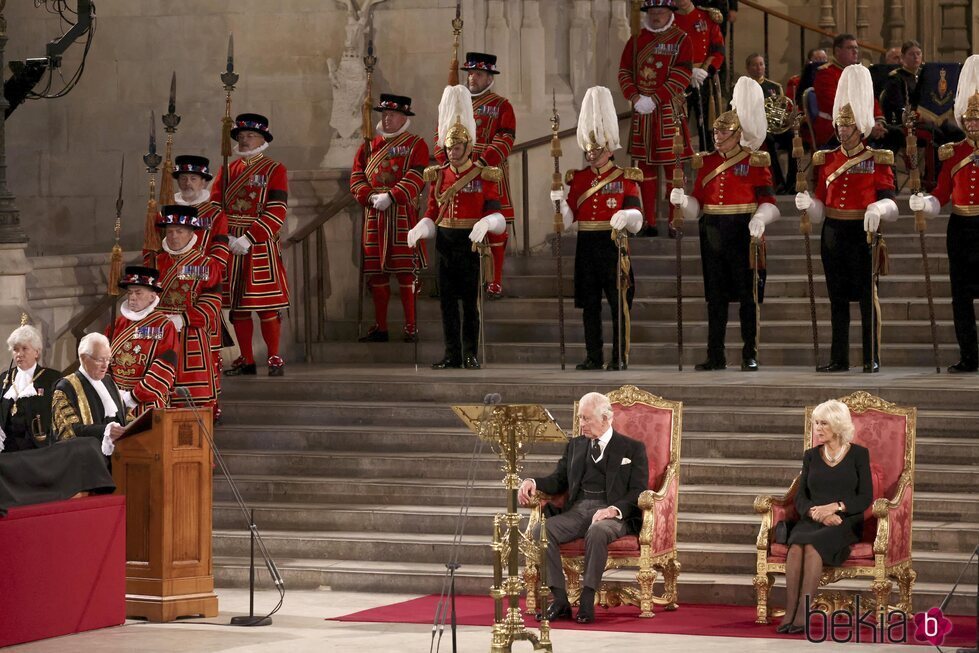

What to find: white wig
left=7, top=325, right=42, bottom=353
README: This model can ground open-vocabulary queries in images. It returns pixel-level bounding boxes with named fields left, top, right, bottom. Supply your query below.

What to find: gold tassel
left=108, top=243, right=123, bottom=296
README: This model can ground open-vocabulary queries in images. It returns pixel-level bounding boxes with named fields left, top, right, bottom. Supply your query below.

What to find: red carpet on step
left=330, top=594, right=977, bottom=647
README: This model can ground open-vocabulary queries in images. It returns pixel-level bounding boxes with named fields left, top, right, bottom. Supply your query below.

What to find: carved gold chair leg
left=523, top=564, right=540, bottom=615
left=637, top=565, right=657, bottom=617
left=564, top=560, right=583, bottom=606
left=871, top=579, right=893, bottom=614
left=662, top=557, right=680, bottom=611
left=897, top=568, right=916, bottom=615
left=753, top=573, right=775, bottom=624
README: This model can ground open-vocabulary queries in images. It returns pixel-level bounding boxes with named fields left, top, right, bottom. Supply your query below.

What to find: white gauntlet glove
left=407, top=217, right=435, bottom=248
left=908, top=193, right=926, bottom=212
left=795, top=192, right=812, bottom=211
left=549, top=189, right=567, bottom=203
left=690, top=67, right=709, bottom=89
left=863, top=206, right=882, bottom=233
left=610, top=209, right=643, bottom=234
left=469, top=212, right=506, bottom=243
left=670, top=188, right=688, bottom=208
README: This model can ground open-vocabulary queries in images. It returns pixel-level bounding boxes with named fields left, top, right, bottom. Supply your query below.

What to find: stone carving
left=322, top=0, right=388, bottom=168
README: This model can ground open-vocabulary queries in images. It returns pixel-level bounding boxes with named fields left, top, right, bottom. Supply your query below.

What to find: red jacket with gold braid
left=422, top=161, right=502, bottom=229
left=812, top=60, right=886, bottom=146
left=351, top=130, right=430, bottom=272
left=673, top=5, right=724, bottom=71
left=690, top=147, right=777, bottom=215
left=933, top=139, right=979, bottom=215
left=209, top=153, right=290, bottom=311
left=435, top=91, right=516, bottom=220
left=619, top=22, right=693, bottom=164
left=812, top=143, right=895, bottom=219
left=566, top=163, right=643, bottom=228
left=156, top=247, right=222, bottom=405
left=106, top=311, right=180, bottom=413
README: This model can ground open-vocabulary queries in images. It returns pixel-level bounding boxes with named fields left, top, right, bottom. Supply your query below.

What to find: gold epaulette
left=565, top=169, right=575, bottom=185
left=623, top=167, right=643, bottom=182
left=480, top=165, right=503, bottom=183
left=691, top=152, right=706, bottom=169
left=939, top=142, right=958, bottom=161
left=887, top=68, right=901, bottom=77
left=423, top=165, right=440, bottom=182
left=872, top=149, right=894, bottom=165
left=749, top=151, right=771, bottom=167
left=811, top=150, right=829, bottom=166
left=706, top=7, right=723, bottom=23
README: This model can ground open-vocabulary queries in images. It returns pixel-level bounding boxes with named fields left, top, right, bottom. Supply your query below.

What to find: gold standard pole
left=671, top=95, right=687, bottom=371
left=357, top=39, right=377, bottom=339
left=549, top=90, right=566, bottom=370
left=792, top=115, right=820, bottom=368
left=448, top=2, right=462, bottom=86
left=142, top=112, right=163, bottom=268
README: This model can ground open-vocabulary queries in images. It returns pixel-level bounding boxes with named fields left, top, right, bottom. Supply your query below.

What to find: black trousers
left=436, top=227, right=480, bottom=361
left=947, top=214, right=979, bottom=365
left=699, top=213, right=757, bottom=363
left=820, top=218, right=878, bottom=366
left=575, top=231, right=634, bottom=364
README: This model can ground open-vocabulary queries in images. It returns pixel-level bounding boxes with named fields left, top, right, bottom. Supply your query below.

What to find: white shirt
left=589, top=426, right=614, bottom=462
left=4, top=363, right=38, bottom=401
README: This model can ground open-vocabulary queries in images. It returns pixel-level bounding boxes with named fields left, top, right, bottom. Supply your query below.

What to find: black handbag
left=774, top=520, right=796, bottom=545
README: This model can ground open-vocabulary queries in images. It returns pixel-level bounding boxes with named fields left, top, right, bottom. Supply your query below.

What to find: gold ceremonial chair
left=524, top=385, right=682, bottom=618
left=753, top=390, right=917, bottom=623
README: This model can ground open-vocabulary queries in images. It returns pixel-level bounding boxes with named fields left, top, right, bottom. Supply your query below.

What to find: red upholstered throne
left=753, top=390, right=917, bottom=623
left=524, top=385, right=682, bottom=618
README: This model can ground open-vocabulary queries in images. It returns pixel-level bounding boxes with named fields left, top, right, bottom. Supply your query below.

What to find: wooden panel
left=172, top=462, right=201, bottom=564
left=125, top=462, right=151, bottom=564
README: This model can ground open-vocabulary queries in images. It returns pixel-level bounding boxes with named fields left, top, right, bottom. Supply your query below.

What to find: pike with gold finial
left=142, top=112, right=163, bottom=267
left=549, top=90, right=566, bottom=370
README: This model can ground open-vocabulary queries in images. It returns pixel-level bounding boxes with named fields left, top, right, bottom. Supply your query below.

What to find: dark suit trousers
left=535, top=499, right=630, bottom=592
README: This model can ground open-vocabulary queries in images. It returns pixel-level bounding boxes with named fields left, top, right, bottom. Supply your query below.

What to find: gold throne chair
left=753, top=390, right=917, bottom=623
left=524, top=385, right=682, bottom=618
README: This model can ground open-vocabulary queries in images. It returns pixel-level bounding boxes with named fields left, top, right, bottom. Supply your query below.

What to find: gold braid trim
left=51, top=389, right=82, bottom=441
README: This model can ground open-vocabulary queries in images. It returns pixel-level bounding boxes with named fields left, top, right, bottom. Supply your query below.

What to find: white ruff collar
left=174, top=189, right=211, bottom=206
left=471, top=79, right=495, bottom=97
left=376, top=118, right=412, bottom=139
left=644, top=13, right=675, bottom=33
left=163, top=232, right=199, bottom=255
left=120, top=295, right=160, bottom=322
left=233, top=141, right=270, bottom=159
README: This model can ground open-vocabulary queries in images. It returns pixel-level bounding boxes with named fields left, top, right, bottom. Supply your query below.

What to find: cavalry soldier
left=670, top=77, right=779, bottom=371
left=434, top=52, right=515, bottom=299
left=350, top=93, right=430, bottom=343
left=619, top=0, right=693, bottom=237
left=909, top=54, right=979, bottom=373
left=811, top=34, right=888, bottom=148
left=551, top=86, right=643, bottom=371
left=674, top=0, right=725, bottom=151
left=210, top=113, right=290, bottom=377
left=796, top=65, right=898, bottom=373
left=407, top=85, right=505, bottom=370
left=155, top=206, right=223, bottom=415
left=106, top=266, right=180, bottom=415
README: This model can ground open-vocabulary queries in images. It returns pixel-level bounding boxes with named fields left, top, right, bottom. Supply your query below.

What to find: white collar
left=587, top=427, right=614, bottom=457
left=174, top=189, right=211, bottom=206
left=471, top=79, right=495, bottom=97
left=233, top=141, right=270, bottom=159
left=15, top=363, right=38, bottom=379
left=4, top=364, right=38, bottom=400
left=644, top=13, right=675, bottom=33
left=78, top=367, right=118, bottom=418
left=376, top=118, right=412, bottom=139
left=162, top=232, right=199, bottom=255
left=120, top=295, right=160, bottom=322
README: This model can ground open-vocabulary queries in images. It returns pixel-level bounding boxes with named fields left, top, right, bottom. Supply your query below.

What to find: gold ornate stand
left=453, top=403, right=567, bottom=653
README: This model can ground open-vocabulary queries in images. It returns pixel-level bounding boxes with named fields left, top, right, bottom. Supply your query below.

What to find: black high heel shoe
left=775, top=622, right=793, bottom=634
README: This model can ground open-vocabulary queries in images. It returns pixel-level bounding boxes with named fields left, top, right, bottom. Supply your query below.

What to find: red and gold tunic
left=156, top=247, right=222, bottom=405
left=106, top=311, right=179, bottom=413
left=423, top=161, right=502, bottom=228
left=690, top=148, right=777, bottom=214
left=350, top=131, right=430, bottom=272
left=813, top=143, right=895, bottom=218
left=812, top=60, right=885, bottom=146
left=933, top=139, right=979, bottom=215
left=210, top=153, right=290, bottom=310
left=619, top=22, right=693, bottom=164
left=673, top=5, right=724, bottom=71
left=434, top=91, right=516, bottom=221
left=565, top=163, right=643, bottom=227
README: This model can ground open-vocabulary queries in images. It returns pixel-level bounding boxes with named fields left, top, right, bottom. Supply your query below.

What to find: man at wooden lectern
left=517, top=392, right=648, bottom=624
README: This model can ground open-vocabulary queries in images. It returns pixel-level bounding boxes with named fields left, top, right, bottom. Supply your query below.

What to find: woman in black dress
left=0, top=325, right=61, bottom=453
left=777, top=399, right=873, bottom=634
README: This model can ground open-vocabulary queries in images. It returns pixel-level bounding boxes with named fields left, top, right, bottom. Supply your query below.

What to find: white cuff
left=481, top=212, right=506, bottom=235
left=682, top=196, right=701, bottom=221
left=416, top=217, right=436, bottom=239
left=120, top=390, right=137, bottom=410
left=807, top=198, right=825, bottom=224
left=921, top=194, right=941, bottom=218
left=560, top=201, right=574, bottom=230
left=868, top=198, right=898, bottom=223
left=612, top=506, right=623, bottom=520
left=752, top=202, right=781, bottom=225
left=101, top=423, right=120, bottom=456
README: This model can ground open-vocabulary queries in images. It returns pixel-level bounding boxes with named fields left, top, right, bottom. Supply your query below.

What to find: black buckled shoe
left=862, top=361, right=880, bottom=374
left=402, top=325, right=418, bottom=343
left=575, top=358, right=604, bottom=370
left=268, top=355, right=285, bottom=377
left=431, top=357, right=462, bottom=370
left=358, top=326, right=389, bottom=343
left=605, top=360, right=626, bottom=371
left=224, top=356, right=257, bottom=376
left=948, top=360, right=979, bottom=374
left=741, top=357, right=759, bottom=372
left=816, top=361, right=849, bottom=373
left=485, top=282, right=503, bottom=300
left=463, top=354, right=481, bottom=370
left=537, top=601, right=572, bottom=622
left=694, top=359, right=726, bottom=371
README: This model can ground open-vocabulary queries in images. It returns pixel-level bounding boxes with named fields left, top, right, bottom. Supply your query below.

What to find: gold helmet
left=443, top=118, right=472, bottom=149
left=713, top=110, right=740, bottom=132
left=436, top=85, right=477, bottom=156
left=834, top=103, right=857, bottom=127
left=963, top=92, right=979, bottom=121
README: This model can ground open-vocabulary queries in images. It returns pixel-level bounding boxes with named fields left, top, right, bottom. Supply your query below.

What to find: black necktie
left=591, top=439, right=602, bottom=461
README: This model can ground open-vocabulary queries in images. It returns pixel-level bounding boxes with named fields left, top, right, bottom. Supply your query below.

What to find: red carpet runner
left=331, top=594, right=977, bottom=647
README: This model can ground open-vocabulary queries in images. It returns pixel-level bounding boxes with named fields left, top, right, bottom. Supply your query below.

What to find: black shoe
left=862, top=361, right=880, bottom=373
left=775, top=622, right=792, bottom=634
left=667, top=224, right=678, bottom=239
left=741, top=357, right=759, bottom=372
left=816, top=361, right=849, bottom=373
left=358, top=326, right=389, bottom=343
left=605, top=360, right=626, bottom=371
left=268, top=355, right=285, bottom=377
left=575, top=358, right=603, bottom=370
left=463, top=354, right=481, bottom=369
left=948, top=360, right=978, bottom=373
left=485, top=282, right=503, bottom=300
left=575, top=607, right=595, bottom=624
left=402, top=325, right=418, bottom=343
left=431, top=357, right=462, bottom=370
left=537, top=602, right=572, bottom=622
left=695, top=359, right=726, bottom=371
left=224, top=356, right=257, bottom=376
left=576, top=587, right=596, bottom=623
left=786, top=625, right=805, bottom=635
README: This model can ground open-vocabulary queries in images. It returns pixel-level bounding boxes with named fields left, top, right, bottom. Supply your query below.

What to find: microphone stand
left=175, top=386, right=284, bottom=626
left=939, top=543, right=978, bottom=653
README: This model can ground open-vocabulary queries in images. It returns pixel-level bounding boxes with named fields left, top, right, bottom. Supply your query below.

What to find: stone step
left=211, top=558, right=977, bottom=615
left=214, top=477, right=979, bottom=522
left=209, top=529, right=972, bottom=585
left=212, top=502, right=978, bottom=554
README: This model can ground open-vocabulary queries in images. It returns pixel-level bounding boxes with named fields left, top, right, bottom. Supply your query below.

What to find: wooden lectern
left=112, top=408, right=218, bottom=622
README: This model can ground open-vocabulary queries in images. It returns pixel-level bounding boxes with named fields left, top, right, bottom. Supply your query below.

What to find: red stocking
left=258, top=310, right=281, bottom=359
left=369, top=274, right=391, bottom=331
left=230, top=311, right=254, bottom=364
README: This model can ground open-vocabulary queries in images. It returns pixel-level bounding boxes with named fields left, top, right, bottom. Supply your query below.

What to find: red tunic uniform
left=933, top=139, right=979, bottom=213
left=106, top=311, right=180, bottom=413
left=812, top=60, right=885, bottom=146
left=210, top=153, right=290, bottom=311
left=351, top=131, right=430, bottom=272
left=673, top=5, right=724, bottom=71
left=690, top=148, right=777, bottom=214
left=156, top=247, right=222, bottom=406
left=813, top=144, right=895, bottom=217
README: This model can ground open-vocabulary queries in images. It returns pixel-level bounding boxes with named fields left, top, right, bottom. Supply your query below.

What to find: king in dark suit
left=518, top=392, right=649, bottom=624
